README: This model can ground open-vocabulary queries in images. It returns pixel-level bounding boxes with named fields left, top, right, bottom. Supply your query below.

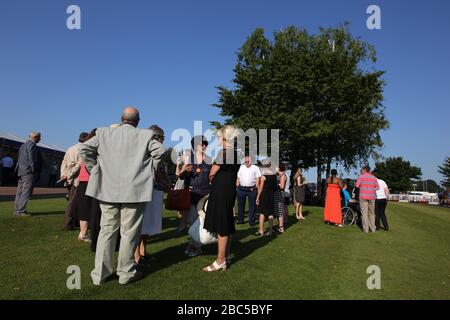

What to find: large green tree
left=373, top=157, right=422, bottom=193
left=212, top=24, right=388, bottom=200
left=438, top=157, right=450, bottom=188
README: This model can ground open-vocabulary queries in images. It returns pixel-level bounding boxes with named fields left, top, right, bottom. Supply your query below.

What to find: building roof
left=0, top=132, right=66, bottom=153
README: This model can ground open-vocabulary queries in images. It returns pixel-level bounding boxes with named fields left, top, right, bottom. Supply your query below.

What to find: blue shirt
left=341, top=190, right=351, bottom=207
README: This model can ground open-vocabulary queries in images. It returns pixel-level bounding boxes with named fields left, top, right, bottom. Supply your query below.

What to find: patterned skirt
left=274, top=189, right=284, bottom=218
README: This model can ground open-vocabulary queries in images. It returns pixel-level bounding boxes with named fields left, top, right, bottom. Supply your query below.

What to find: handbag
left=188, top=195, right=217, bottom=245
left=165, top=178, right=191, bottom=211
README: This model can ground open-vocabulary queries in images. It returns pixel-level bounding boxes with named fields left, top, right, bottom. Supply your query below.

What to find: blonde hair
left=218, top=125, right=239, bottom=145
left=294, top=168, right=304, bottom=182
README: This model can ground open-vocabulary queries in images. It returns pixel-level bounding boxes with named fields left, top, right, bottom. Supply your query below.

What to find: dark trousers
left=375, top=199, right=389, bottom=229
left=14, top=174, right=35, bottom=215
left=237, top=187, right=257, bottom=225
left=62, top=185, right=78, bottom=230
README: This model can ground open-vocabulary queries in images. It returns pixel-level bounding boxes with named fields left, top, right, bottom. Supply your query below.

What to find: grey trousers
left=91, top=201, right=146, bottom=285
left=360, top=199, right=376, bottom=233
left=62, top=185, right=77, bottom=230
left=14, top=174, right=35, bottom=215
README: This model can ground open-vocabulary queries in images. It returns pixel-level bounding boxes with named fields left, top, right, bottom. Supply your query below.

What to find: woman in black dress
left=256, top=158, right=278, bottom=236
left=203, top=126, right=239, bottom=272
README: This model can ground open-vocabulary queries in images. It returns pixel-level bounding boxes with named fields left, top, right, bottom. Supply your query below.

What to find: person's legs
left=278, top=214, right=284, bottom=233
left=295, top=202, right=300, bottom=220
left=299, top=203, right=305, bottom=219
left=268, top=216, right=274, bottom=235
left=258, top=214, right=265, bottom=235
left=16, top=174, right=34, bottom=215
left=79, top=220, right=89, bottom=239
left=117, top=203, right=145, bottom=284
left=375, top=199, right=381, bottom=229
left=62, top=185, right=77, bottom=230
left=91, top=202, right=120, bottom=285
left=14, top=176, right=24, bottom=215
left=368, top=200, right=376, bottom=232
left=236, top=188, right=246, bottom=224
left=379, top=199, right=389, bottom=230
left=360, top=199, right=369, bottom=233
left=248, top=189, right=257, bottom=225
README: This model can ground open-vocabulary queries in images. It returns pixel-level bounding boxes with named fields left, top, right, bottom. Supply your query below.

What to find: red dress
left=324, top=183, right=342, bottom=225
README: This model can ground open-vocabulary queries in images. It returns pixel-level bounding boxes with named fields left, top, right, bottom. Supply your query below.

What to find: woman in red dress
left=324, top=169, right=343, bottom=227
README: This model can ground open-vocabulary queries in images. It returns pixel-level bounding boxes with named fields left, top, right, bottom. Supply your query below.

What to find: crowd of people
left=323, top=166, right=390, bottom=233
left=10, top=106, right=398, bottom=285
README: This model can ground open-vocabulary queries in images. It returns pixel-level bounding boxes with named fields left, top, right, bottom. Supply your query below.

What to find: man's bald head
left=121, top=107, right=140, bottom=127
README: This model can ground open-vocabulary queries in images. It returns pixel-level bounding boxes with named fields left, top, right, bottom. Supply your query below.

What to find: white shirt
left=1, top=156, right=14, bottom=168
left=376, top=179, right=388, bottom=199
left=237, top=164, right=261, bottom=187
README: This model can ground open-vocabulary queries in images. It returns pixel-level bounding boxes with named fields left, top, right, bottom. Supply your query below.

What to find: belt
left=239, top=186, right=256, bottom=191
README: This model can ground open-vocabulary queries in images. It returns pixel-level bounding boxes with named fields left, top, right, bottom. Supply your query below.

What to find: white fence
left=388, top=193, right=440, bottom=205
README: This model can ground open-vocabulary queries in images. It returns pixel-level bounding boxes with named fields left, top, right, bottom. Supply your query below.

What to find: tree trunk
left=316, top=155, right=322, bottom=205
left=325, top=154, right=332, bottom=178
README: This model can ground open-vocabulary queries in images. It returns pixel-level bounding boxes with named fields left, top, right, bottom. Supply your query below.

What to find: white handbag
left=188, top=195, right=217, bottom=245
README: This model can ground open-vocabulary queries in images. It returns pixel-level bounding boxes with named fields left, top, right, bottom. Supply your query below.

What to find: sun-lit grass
left=0, top=198, right=449, bottom=300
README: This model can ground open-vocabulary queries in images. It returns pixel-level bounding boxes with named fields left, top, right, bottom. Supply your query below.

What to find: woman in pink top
left=70, top=130, right=99, bottom=242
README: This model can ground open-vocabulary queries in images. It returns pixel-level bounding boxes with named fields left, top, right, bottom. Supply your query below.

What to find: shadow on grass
left=140, top=222, right=275, bottom=277
left=148, top=216, right=189, bottom=244
left=30, top=211, right=64, bottom=216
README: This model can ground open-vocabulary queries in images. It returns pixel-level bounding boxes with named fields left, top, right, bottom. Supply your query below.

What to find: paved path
left=0, top=187, right=66, bottom=201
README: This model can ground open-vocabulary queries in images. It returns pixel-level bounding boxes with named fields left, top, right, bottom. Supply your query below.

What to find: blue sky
left=0, top=0, right=449, bottom=184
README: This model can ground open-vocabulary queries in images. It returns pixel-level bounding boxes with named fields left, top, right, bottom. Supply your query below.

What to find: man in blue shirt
left=13, top=131, right=42, bottom=217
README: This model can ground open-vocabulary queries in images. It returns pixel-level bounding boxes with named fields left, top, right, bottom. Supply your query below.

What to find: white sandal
left=203, top=260, right=227, bottom=272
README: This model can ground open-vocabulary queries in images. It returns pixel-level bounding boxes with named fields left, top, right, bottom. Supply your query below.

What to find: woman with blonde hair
left=293, top=168, right=307, bottom=221
left=202, top=126, right=240, bottom=272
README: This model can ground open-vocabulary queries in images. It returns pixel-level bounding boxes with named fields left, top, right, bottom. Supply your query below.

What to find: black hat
left=79, top=132, right=89, bottom=142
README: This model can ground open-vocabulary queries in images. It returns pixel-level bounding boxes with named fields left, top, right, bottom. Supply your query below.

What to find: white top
left=376, top=179, right=389, bottom=199
left=237, top=164, right=261, bottom=187
left=0, top=156, right=14, bottom=168
left=284, top=170, right=291, bottom=194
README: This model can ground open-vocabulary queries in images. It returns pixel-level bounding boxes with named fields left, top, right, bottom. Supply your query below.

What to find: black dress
left=258, top=174, right=277, bottom=217
left=204, top=148, right=239, bottom=237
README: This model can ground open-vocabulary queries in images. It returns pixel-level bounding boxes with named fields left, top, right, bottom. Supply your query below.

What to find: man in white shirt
left=236, top=156, right=261, bottom=226
left=1, top=153, right=14, bottom=186
left=375, top=177, right=390, bottom=231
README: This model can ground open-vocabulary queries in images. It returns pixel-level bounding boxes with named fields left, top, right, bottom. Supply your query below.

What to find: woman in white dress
left=134, top=125, right=170, bottom=266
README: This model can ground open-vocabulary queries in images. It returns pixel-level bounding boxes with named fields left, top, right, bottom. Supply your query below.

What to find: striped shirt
left=356, top=172, right=379, bottom=200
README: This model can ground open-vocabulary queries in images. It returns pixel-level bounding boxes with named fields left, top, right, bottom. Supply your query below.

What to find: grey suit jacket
left=16, top=140, right=39, bottom=177
left=79, top=124, right=165, bottom=203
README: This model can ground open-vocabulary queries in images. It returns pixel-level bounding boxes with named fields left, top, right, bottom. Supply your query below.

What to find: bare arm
left=256, top=176, right=266, bottom=205
left=209, top=164, right=221, bottom=183
left=279, top=174, right=286, bottom=190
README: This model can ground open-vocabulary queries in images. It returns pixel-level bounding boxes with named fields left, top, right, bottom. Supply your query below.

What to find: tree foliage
left=438, top=157, right=450, bottom=188
left=212, top=24, right=388, bottom=198
left=373, top=157, right=422, bottom=193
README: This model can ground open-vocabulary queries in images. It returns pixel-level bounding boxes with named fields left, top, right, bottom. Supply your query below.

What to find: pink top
left=78, top=163, right=90, bottom=182
left=356, top=172, right=379, bottom=200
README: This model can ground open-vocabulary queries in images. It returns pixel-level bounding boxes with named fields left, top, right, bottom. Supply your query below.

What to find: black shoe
left=385, top=227, right=389, bottom=231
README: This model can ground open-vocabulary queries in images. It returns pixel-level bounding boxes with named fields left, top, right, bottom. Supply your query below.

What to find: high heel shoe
left=203, top=260, right=227, bottom=272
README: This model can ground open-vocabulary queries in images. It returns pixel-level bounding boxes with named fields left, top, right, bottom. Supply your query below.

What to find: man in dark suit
left=13, top=132, right=42, bottom=217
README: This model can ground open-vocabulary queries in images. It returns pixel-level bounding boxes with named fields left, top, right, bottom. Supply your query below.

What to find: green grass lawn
left=0, top=199, right=449, bottom=300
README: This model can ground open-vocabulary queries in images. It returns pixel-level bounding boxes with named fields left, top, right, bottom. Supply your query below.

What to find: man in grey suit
left=14, top=131, right=42, bottom=217
left=79, top=107, right=165, bottom=285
